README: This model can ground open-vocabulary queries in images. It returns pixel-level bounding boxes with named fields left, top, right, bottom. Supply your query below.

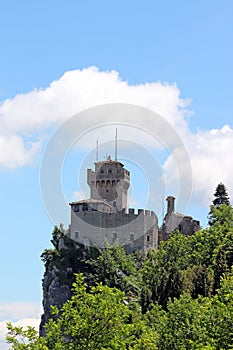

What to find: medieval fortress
left=68, top=156, right=200, bottom=252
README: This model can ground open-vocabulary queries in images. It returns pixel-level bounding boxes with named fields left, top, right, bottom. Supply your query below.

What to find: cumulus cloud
left=0, top=302, right=42, bottom=322
left=0, top=302, right=41, bottom=350
left=0, top=318, right=40, bottom=350
left=0, top=66, right=232, bottom=207
left=188, top=125, right=233, bottom=206
left=0, top=135, right=41, bottom=168
left=0, top=66, right=188, bottom=169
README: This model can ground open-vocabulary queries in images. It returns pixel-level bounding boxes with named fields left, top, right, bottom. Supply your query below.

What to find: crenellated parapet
left=69, top=200, right=158, bottom=253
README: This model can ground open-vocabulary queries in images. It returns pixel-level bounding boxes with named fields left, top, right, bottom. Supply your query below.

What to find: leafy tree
left=40, top=225, right=64, bottom=268
left=182, top=264, right=214, bottom=298
left=156, top=294, right=212, bottom=349
left=208, top=203, right=233, bottom=232
left=208, top=183, right=233, bottom=231
left=212, top=183, right=230, bottom=207
left=7, top=274, right=157, bottom=350
left=87, top=242, right=140, bottom=295
left=150, top=275, right=233, bottom=349
left=213, top=231, right=233, bottom=291
left=141, top=232, right=191, bottom=311
left=51, top=224, right=65, bottom=250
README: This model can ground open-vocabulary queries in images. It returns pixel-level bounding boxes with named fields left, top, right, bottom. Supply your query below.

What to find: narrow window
left=75, top=231, right=79, bottom=239
left=82, top=203, right=88, bottom=211
left=130, top=233, right=134, bottom=241
left=112, top=232, right=117, bottom=241
left=74, top=205, right=79, bottom=212
left=147, top=235, right=150, bottom=242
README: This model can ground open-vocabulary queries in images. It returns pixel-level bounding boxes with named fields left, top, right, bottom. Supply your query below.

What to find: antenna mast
left=115, top=127, right=118, bottom=161
left=96, top=140, right=99, bottom=162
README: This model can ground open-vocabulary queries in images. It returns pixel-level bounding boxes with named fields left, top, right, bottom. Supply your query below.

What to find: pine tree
left=213, top=183, right=230, bottom=207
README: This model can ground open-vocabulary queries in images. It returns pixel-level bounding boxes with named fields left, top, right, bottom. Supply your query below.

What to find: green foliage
left=212, top=183, right=230, bottom=207
left=213, top=231, right=233, bottom=290
left=9, top=184, right=233, bottom=349
left=87, top=242, right=140, bottom=295
left=141, top=224, right=233, bottom=311
left=7, top=274, right=233, bottom=349
left=147, top=274, right=233, bottom=349
left=141, top=232, right=191, bottom=310
left=40, top=248, right=60, bottom=269
left=7, top=274, right=157, bottom=350
left=51, top=224, right=65, bottom=250
left=208, top=203, right=233, bottom=232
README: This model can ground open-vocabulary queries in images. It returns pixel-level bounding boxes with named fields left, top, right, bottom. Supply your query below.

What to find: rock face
left=39, top=232, right=98, bottom=336
left=40, top=264, right=72, bottom=336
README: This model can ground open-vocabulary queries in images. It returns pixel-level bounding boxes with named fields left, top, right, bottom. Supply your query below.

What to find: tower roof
left=94, top=158, right=124, bottom=167
left=69, top=198, right=112, bottom=207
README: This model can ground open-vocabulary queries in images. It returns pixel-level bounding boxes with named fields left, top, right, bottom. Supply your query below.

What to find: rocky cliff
left=39, top=226, right=99, bottom=336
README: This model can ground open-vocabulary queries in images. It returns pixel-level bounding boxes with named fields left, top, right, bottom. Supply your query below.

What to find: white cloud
left=0, top=66, right=188, bottom=169
left=0, top=302, right=42, bottom=322
left=71, top=190, right=88, bottom=201
left=0, top=135, right=41, bottom=169
left=0, top=66, right=232, bottom=208
left=188, top=125, right=233, bottom=206
left=0, top=302, right=41, bottom=350
left=0, top=67, right=187, bottom=135
left=0, top=319, right=40, bottom=350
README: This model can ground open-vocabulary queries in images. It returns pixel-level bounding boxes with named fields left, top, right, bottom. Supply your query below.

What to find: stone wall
left=69, top=204, right=158, bottom=253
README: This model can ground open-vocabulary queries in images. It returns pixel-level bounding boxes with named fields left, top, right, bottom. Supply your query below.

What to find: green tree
left=87, top=243, right=140, bottom=295
left=141, top=232, right=191, bottom=311
left=208, top=183, right=233, bottom=231
left=7, top=274, right=157, bottom=350
left=213, top=231, right=233, bottom=291
left=208, top=203, right=233, bottom=232
left=152, top=275, right=233, bottom=350
left=212, top=183, right=230, bottom=207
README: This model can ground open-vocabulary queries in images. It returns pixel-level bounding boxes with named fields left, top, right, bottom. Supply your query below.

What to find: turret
left=87, top=156, right=130, bottom=212
left=166, top=196, right=175, bottom=215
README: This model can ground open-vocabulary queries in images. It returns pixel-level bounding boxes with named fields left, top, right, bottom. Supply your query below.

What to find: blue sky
left=0, top=1, right=233, bottom=347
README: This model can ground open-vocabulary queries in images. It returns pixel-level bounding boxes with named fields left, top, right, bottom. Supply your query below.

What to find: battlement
left=128, top=208, right=156, bottom=216
left=70, top=202, right=156, bottom=218
left=69, top=157, right=200, bottom=254
left=69, top=200, right=158, bottom=253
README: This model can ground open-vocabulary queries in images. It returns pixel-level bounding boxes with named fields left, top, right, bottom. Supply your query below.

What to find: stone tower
left=159, top=196, right=201, bottom=242
left=69, top=156, right=158, bottom=252
left=87, top=156, right=130, bottom=212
